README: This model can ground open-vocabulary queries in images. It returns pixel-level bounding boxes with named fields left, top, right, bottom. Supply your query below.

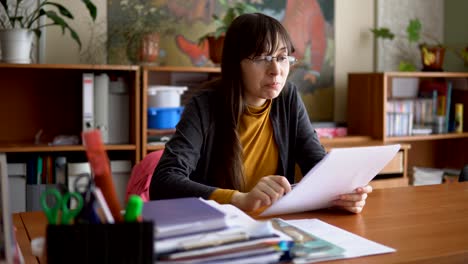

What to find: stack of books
left=142, top=197, right=285, bottom=263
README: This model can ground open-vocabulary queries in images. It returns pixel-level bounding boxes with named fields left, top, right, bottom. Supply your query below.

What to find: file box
left=148, top=107, right=184, bottom=129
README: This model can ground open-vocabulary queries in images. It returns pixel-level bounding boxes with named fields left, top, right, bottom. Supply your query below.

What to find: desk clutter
left=140, top=197, right=348, bottom=264
left=36, top=129, right=393, bottom=263
left=40, top=130, right=152, bottom=263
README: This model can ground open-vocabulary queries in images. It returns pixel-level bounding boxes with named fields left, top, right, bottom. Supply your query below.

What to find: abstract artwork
left=108, top=0, right=335, bottom=121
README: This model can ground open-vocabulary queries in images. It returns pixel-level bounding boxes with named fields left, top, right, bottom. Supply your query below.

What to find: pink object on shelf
left=315, top=127, right=348, bottom=138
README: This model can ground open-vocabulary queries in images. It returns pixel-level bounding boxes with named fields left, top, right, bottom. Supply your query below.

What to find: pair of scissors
left=40, top=188, right=84, bottom=225
left=73, top=173, right=101, bottom=224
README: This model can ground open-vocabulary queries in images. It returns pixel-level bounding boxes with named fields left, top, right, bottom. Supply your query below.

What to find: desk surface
left=14, top=183, right=468, bottom=264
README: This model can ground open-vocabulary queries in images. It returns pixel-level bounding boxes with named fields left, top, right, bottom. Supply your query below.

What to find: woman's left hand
left=332, top=185, right=373, bottom=214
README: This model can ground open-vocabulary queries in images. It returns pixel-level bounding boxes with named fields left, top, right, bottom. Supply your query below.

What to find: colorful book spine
left=455, top=103, right=464, bottom=133
left=445, top=83, right=452, bottom=132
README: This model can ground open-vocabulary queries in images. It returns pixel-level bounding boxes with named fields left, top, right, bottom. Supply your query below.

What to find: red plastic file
left=82, top=130, right=122, bottom=222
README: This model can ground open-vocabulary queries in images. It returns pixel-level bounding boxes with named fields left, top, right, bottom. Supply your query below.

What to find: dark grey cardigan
left=149, top=81, right=326, bottom=200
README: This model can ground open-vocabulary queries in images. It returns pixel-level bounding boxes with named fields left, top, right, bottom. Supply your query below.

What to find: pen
left=93, top=187, right=115, bottom=224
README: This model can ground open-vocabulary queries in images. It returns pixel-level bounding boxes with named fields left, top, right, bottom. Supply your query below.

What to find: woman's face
left=240, top=43, right=291, bottom=107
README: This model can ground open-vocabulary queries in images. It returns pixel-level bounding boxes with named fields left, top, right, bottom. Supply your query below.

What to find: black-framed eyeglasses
left=247, top=55, right=297, bottom=66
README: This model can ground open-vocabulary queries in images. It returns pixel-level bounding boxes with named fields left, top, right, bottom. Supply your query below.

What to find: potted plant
left=0, top=0, right=97, bottom=63
left=198, top=0, right=257, bottom=64
left=371, top=18, right=445, bottom=71
left=108, top=0, right=177, bottom=65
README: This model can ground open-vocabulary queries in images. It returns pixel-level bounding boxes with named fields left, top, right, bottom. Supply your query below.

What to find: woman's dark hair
left=210, top=13, right=295, bottom=191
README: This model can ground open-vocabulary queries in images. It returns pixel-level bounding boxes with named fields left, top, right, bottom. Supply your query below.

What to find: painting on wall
left=107, top=0, right=335, bottom=121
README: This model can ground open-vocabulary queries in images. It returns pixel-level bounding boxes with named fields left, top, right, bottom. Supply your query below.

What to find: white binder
left=82, top=73, right=94, bottom=131
left=94, top=73, right=110, bottom=143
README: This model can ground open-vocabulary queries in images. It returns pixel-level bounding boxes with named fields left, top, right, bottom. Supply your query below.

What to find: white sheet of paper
left=286, top=219, right=395, bottom=261
left=260, top=144, right=400, bottom=217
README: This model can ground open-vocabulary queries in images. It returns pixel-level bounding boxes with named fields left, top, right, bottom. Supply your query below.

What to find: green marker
left=124, top=195, right=144, bottom=222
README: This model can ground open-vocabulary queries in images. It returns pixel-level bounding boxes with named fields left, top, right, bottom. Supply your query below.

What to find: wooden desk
left=14, top=183, right=468, bottom=264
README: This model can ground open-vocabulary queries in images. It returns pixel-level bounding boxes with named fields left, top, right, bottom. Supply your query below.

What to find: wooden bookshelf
left=0, top=63, right=142, bottom=212
left=347, top=72, right=468, bottom=177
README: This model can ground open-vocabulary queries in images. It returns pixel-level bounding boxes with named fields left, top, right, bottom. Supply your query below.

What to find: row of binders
left=142, top=197, right=345, bottom=264
left=82, top=73, right=130, bottom=144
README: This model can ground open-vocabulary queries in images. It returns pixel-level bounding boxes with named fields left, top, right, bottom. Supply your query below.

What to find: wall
left=444, top=0, right=468, bottom=72
left=334, top=0, right=374, bottom=122
left=375, top=0, right=444, bottom=72
left=41, top=0, right=375, bottom=123
left=42, top=0, right=107, bottom=64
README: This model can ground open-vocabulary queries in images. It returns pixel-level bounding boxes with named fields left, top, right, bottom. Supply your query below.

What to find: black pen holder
left=46, top=221, right=154, bottom=264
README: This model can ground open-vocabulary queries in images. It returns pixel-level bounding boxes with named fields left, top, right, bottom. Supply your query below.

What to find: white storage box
left=392, top=78, right=419, bottom=98
left=111, top=160, right=132, bottom=207
left=412, top=166, right=444, bottom=186
left=148, top=85, right=187, bottom=108
left=8, top=163, right=26, bottom=212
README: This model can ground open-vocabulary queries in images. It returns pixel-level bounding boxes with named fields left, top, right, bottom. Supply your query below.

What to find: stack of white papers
left=261, top=144, right=400, bottom=216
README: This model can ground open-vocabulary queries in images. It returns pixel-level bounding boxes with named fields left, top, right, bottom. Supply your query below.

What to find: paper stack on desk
left=144, top=198, right=287, bottom=264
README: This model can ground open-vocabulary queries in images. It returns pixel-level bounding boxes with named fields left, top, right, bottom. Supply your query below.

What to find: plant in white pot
left=0, top=0, right=97, bottom=63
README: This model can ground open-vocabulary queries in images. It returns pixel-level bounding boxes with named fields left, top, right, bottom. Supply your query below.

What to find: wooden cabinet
left=141, top=66, right=220, bottom=158
left=347, top=72, right=468, bottom=178
left=0, top=64, right=140, bottom=212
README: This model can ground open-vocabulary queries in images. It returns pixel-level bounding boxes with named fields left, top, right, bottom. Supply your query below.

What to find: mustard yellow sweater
left=210, top=100, right=278, bottom=204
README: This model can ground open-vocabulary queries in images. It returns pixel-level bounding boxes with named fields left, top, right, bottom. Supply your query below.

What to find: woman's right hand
left=231, top=175, right=292, bottom=212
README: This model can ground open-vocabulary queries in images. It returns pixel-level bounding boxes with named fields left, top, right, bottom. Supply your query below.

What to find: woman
left=150, top=13, right=371, bottom=214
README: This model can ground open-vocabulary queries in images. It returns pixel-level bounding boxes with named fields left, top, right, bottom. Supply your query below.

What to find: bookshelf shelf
left=348, top=72, right=468, bottom=176
left=0, top=144, right=137, bottom=153
left=386, top=132, right=468, bottom=142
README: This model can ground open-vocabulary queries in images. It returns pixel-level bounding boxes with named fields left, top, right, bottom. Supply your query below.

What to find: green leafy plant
left=198, top=0, right=258, bottom=44
left=371, top=18, right=444, bottom=71
left=371, top=19, right=443, bottom=46
left=0, top=0, right=97, bottom=48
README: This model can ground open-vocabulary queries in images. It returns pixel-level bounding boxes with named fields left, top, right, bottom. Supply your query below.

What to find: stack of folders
left=142, top=198, right=287, bottom=264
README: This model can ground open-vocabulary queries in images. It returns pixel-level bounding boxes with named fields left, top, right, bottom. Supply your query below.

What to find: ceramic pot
left=139, top=32, right=160, bottom=64
left=0, top=29, right=34, bottom=64
left=420, top=45, right=445, bottom=71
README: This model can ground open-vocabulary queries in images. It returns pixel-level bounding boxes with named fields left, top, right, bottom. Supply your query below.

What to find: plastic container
left=148, top=107, right=184, bottom=129
left=148, top=86, right=187, bottom=108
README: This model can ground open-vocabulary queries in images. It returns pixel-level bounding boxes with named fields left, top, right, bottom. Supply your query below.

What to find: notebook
left=143, top=197, right=227, bottom=239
